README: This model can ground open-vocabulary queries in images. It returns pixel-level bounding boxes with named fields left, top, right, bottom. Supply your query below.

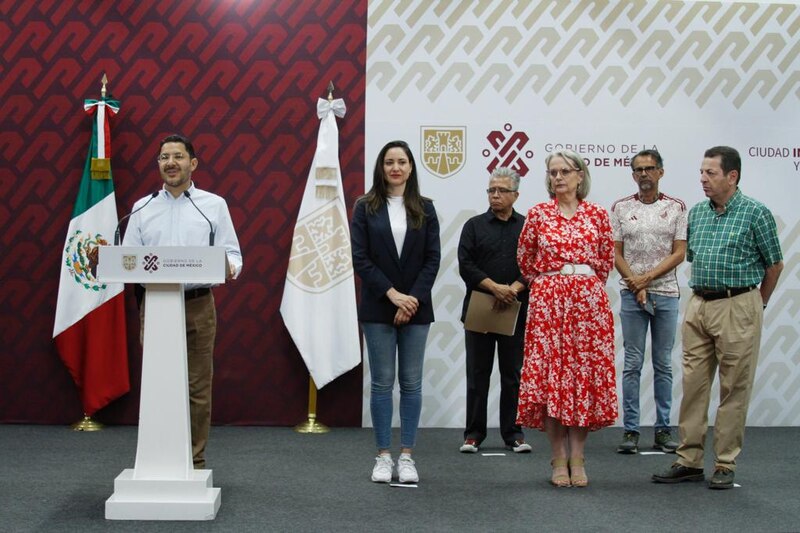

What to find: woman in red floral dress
left=516, top=150, right=616, bottom=488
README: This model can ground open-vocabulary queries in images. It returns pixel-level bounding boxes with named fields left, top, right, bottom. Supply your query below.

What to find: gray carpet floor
left=1, top=424, right=799, bottom=532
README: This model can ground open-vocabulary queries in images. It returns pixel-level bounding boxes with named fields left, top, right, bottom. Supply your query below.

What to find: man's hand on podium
left=225, top=256, right=235, bottom=280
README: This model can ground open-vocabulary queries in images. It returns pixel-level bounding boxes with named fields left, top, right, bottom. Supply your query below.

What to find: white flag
left=280, top=98, right=361, bottom=388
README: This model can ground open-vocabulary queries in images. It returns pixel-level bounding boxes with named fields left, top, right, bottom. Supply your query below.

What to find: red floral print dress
left=516, top=200, right=617, bottom=430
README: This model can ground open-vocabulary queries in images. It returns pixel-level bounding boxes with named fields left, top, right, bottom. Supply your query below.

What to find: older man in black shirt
left=458, top=167, right=530, bottom=453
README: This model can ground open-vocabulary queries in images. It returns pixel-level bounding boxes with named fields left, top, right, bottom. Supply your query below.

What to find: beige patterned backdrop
left=365, top=0, right=800, bottom=430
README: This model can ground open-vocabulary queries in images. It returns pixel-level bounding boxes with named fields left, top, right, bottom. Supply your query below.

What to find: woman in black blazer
left=351, top=140, right=441, bottom=484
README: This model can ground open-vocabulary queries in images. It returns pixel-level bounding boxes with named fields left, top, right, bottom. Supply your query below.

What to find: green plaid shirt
left=687, top=188, right=782, bottom=290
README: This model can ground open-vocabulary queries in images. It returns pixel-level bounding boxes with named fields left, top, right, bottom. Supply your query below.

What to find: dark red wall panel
left=0, top=0, right=366, bottom=426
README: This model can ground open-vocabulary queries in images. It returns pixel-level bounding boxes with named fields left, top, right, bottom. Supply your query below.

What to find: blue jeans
left=619, top=290, right=679, bottom=433
left=361, top=322, right=430, bottom=450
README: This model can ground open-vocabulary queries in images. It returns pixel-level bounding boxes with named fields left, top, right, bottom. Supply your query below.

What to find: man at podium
left=122, top=133, right=243, bottom=469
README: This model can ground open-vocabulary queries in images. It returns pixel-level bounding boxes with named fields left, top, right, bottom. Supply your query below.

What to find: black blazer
left=351, top=198, right=441, bottom=324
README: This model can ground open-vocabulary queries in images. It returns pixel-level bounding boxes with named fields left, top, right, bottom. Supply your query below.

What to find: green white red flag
left=52, top=96, right=129, bottom=416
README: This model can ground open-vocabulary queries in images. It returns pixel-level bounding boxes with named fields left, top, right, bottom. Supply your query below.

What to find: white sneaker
left=397, top=453, right=419, bottom=483
left=371, top=454, right=393, bottom=483
left=459, top=439, right=479, bottom=453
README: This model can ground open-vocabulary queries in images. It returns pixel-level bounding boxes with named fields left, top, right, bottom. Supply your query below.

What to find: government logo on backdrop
left=286, top=201, right=353, bottom=293
left=421, top=127, right=466, bottom=179
left=483, top=123, right=533, bottom=177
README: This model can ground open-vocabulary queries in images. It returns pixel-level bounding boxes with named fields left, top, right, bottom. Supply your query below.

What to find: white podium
left=98, top=246, right=226, bottom=520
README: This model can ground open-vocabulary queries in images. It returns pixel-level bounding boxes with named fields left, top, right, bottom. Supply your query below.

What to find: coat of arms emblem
left=421, top=127, right=466, bottom=179
left=286, top=201, right=352, bottom=293
left=122, top=255, right=137, bottom=271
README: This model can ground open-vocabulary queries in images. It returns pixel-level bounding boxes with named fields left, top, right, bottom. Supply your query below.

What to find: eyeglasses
left=547, top=168, right=579, bottom=178
left=157, top=153, right=188, bottom=163
left=632, top=166, right=659, bottom=175
left=486, top=187, right=517, bottom=194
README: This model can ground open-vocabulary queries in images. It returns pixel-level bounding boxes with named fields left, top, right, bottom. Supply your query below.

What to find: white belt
left=541, top=264, right=595, bottom=276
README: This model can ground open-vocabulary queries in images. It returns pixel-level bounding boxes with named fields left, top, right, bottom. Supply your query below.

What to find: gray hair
left=631, top=149, right=663, bottom=170
left=490, top=166, right=520, bottom=190
left=544, top=150, right=591, bottom=200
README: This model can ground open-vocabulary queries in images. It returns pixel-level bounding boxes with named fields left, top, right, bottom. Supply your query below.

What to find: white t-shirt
left=387, top=196, right=407, bottom=256
left=610, top=192, right=687, bottom=297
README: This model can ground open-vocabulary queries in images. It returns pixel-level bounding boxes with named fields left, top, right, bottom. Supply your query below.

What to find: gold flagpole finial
left=326, top=81, right=334, bottom=102
left=92, top=73, right=112, bottom=180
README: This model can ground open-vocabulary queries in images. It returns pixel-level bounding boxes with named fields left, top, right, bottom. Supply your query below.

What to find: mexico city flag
left=280, top=97, right=361, bottom=388
left=53, top=96, right=129, bottom=416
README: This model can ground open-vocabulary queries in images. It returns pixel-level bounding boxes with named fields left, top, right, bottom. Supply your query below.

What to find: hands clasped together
left=488, top=281, right=518, bottom=311
left=623, top=273, right=652, bottom=307
left=387, top=288, right=419, bottom=326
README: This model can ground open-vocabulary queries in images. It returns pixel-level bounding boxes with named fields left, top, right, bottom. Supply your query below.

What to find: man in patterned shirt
left=611, top=149, right=686, bottom=455
left=653, top=146, right=783, bottom=489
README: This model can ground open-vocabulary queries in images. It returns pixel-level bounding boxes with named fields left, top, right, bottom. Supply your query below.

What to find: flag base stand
left=294, top=415, right=329, bottom=434
left=293, top=377, right=329, bottom=434
left=105, top=469, right=220, bottom=520
left=72, top=416, right=103, bottom=432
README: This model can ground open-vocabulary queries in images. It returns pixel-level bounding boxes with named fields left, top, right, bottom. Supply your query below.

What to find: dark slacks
left=464, top=329, right=524, bottom=445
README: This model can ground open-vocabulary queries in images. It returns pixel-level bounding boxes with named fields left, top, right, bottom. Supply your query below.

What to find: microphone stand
left=183, top=190, right=215, bottom=246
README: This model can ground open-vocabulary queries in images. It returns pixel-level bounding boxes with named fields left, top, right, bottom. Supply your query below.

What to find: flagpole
left=293, top=81, right=339, bottom=436
left=71, top=72, right=112, bottom=433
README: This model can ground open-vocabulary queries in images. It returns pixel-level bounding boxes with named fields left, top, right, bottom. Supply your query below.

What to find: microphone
left=114, top=192, right=159, bottom=245
left=183, top=190, right=215, bottom=245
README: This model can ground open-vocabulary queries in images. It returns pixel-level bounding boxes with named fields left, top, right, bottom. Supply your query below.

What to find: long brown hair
left=359, top=140, right=427, bottom=229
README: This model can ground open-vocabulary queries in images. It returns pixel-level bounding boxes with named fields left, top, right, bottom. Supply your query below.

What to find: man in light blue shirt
left=123, top=134, right=242, bottom=468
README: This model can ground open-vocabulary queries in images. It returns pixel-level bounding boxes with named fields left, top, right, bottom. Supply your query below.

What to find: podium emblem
left=421, top=127, right=466, bottom=179
left=122, top=255, right=137, bottom=271
left=286, top=201, right=352, bottom=293
left=143, top=254, right=160, bottom=273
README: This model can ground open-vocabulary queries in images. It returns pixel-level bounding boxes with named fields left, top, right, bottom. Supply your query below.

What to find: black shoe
left=617, top=431, right=639, bottom=454
left=653, top=429, right=679, bottom=453
left=506, top=440, right=532, bottom=453
left=709, top=466, right=735, bottom=490
left=652, top=462, right=704, bottom=483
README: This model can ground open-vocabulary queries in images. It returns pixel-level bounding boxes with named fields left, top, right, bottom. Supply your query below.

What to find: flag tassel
left=315, top=166, right=337, bottom=200
left=90, top=157, right=111, bottom=180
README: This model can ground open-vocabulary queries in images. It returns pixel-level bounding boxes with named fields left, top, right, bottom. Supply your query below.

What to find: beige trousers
left=676, top=289, right=762, bottom=471
left=185, top=292, right=217, bottom=468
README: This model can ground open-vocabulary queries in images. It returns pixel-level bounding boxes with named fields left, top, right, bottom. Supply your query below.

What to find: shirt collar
left=706, top=187, right=741, bottom=212
left=160, top=181, right=196, bottom=198
left=483, top=208, right=520, bottom=222
left=634, top=192, right=663, bottom=204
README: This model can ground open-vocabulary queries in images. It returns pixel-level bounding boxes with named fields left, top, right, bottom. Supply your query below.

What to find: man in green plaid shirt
left=653, top=146, right=783, bottom=490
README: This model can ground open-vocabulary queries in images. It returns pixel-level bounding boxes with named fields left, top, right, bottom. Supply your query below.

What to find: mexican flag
left=52, top=96, right=129, bottom=416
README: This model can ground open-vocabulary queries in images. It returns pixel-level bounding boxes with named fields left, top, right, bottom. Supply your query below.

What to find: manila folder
left=464, top=291, right=521, bottom=336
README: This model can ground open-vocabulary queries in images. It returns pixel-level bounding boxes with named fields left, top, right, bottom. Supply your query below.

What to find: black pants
left=463, top=329, right=524, bottom=445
